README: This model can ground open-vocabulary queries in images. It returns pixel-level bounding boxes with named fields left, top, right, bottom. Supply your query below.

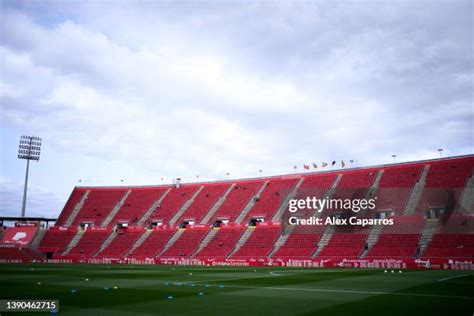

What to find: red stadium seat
left=30, top=156, right=473, bottom=265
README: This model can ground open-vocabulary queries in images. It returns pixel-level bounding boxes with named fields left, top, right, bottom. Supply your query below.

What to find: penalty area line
left=437, top=273, right=474, bottom=282
left=221, top=284, right=474, bottom=300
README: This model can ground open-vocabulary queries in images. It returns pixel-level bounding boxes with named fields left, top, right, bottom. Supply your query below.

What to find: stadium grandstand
left=1, top=155, right=473, bottom=270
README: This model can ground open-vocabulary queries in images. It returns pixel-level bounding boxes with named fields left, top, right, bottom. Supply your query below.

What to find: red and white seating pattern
left=209, top=181, right=263, bottom=223
left=243, top=178, right=299, bottom=222
left=176, top=184, right=229, bottom=224
left=423, top=234, right=474, bottom=259
left=417, top=158, right=473, bottom=213
left=146, top=186, right=199, bottom=225
left=4, top=156, right=472, bottom=264
left=160, top=228, right=208, bottom=258
left=129, top=229, right=176, bottom=259
left=67, top=229, right=111, bottom=257
left=96, top=231, right=142, bottom=257
left=38, top=228, right=76, bottom=254
left=109, top=188, right=169, bottom=225
left=231, top=226, right=281, bottom=259
left=72, top=189, right=127, bottom=226
left=55, top=189, right=86, bottom=226
left=195, top=226, right=245, bottom=260
left=316, top=233, right=367, bottom=258
left=376, top=165, right=423, bottom=213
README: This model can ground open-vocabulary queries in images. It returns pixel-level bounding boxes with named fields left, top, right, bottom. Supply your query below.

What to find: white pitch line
left=269, top=269, right=361, bottom=277
left=437, top=273, right=474, bottom=282
left=269, top=271, right=313, bottom=277
left=177, top=273, right=276, bottom=285
left=161, top=272, right=474, bottom=300
left=219, top=284, right=474, bottom=300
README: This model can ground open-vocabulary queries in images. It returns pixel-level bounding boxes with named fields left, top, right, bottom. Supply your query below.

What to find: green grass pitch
left=0, top=264, right=472, bottom=315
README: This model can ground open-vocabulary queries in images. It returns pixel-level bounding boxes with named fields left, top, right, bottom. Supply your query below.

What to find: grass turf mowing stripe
left=1, top=264, right=473, bottom=315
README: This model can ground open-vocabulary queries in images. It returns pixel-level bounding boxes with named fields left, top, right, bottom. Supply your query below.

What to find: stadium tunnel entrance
left=179, top=220, right=195, bottom=229
left=79, top=222, right=93, bottom=230
left=148, top=220, right=163, bottom=229
left=248, top=217, right=265, bottom=227
left=212, top=219, right=229, bottom=228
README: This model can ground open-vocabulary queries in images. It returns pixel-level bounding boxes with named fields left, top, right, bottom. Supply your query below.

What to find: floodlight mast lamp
left=17, top=135, right=42, bottom=218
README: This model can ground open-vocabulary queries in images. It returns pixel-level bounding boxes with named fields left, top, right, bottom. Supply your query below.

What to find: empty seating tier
left=273, top=229, right=321, bottom=259
left=423, top=234, right=474, bottom=259
left=244, top=178, right=299, bottom=222
left=146, top=186, right=199, bottom=225
left=376, top=165, right=423, bottom=213
left=332, top=170, right=377, bottom=202
left=55, top=189, right=86, bottom=226
left=0, top=245, right=43, bottom=262
left=97, top=231, right=143, bottom=257
left=129, top=229, right=176, bottom=259
left=109, top=188, right=169, bottom=225
left=38, top=229, right=76, bottom=254
left=176, top=184, right=230, bottom=224
left=209, top=181, right=264, bottom=223
left=231, top=226, right=281, bottom=259
left=67, top=230, right=111, bottom=257
left=425, top=159, right=473, bottom=188
left=195, top=226, right=245, bottom=260
left=416, top=158, right=473, bottom=213
left=160, top=228, right=209, bottom=258
left=367, top=234, right=420, bottom=258
left=26, top=155, right=473, bottom=265
left=72, top=189, right=127, bottom=226
left=316, top=233, right=367, bottom=258
left=291, top=174, right=336, bottom=217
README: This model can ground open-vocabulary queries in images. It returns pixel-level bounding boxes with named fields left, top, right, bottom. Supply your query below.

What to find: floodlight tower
left=17, top=135, right=42, bottom=217
left=438, top=148, right=443, bottom=158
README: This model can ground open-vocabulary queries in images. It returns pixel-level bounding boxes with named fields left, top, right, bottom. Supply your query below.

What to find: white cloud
left=0, top=176, right=64, bottom=218
left=0, top=1, right=472, bottom=215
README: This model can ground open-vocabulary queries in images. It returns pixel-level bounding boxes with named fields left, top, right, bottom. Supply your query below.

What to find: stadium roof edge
left=73, top=154, right=474, bottom=190
left=0, top=216, right=57, bottom=222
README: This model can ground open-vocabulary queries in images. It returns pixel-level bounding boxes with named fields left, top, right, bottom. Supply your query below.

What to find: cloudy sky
left=0, top=0, right=472, bottom=218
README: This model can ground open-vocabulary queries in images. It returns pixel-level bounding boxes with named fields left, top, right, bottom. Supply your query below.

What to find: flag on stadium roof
left=322, top=162, right=328, bottom=167
left=303, top=164, right=309, bottom=170
left=313, top=163, right=318, bottom=169
left=341, top=160, right=345, bottom=168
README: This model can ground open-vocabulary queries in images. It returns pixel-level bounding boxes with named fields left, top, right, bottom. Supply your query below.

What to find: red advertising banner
left=1, top=227, right=38, bottom=246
